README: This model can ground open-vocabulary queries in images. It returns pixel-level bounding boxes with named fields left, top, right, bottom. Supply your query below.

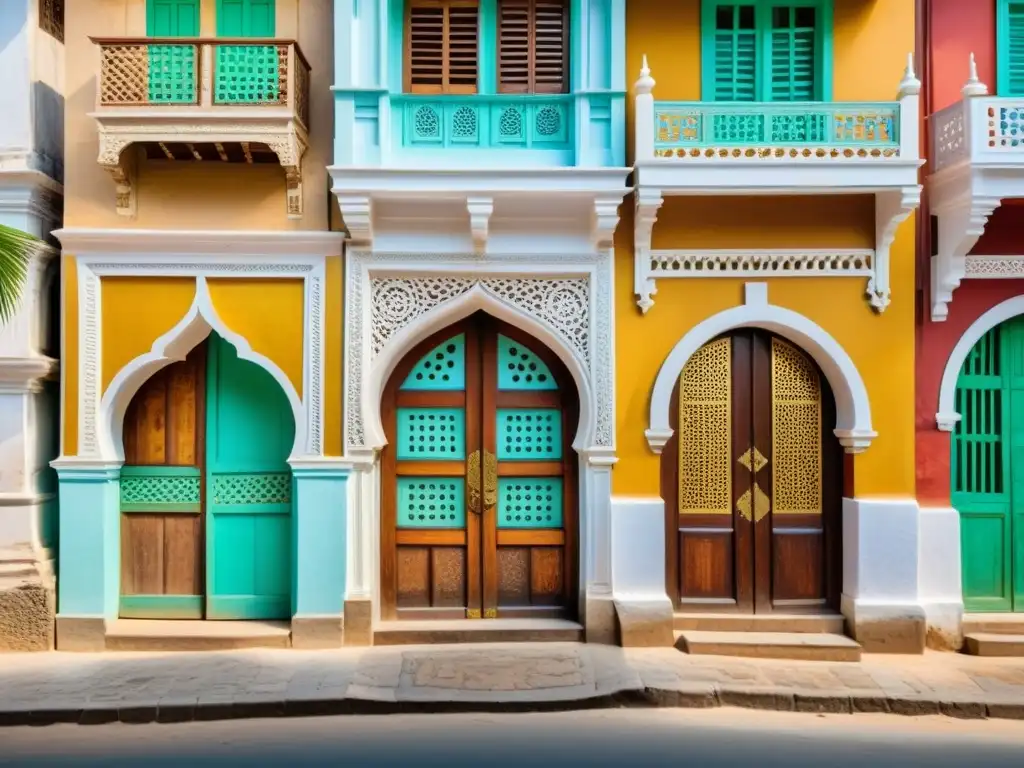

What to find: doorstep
left=104, top=619, right=292, bottom=652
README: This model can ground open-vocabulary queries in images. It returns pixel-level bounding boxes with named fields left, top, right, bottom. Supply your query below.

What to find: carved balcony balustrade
left=928, top=55, right=1024, bottom=321
left=90, top=37, right=311, bottom=218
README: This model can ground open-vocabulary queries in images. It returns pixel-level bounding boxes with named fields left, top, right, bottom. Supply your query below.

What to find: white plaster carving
left=336, top=195, right=373, bottom=244
left=633, top=187, right=663, bottom=314
left=467, top=196, right=493, bottom=253
left=871, top=185, right=921, bottom=312
left=646, top=282, right=876, bottom=455
left=591, top=198, right=622, bottom=249
left=963, top=256, right=1024, bottom=277
left=54, top=231, right=339, bottom=463
left=936, top=295, right=1024, bottom=431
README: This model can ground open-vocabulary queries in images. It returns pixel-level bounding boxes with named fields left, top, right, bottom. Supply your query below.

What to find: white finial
left=635, top=55, right=655, bottom=95
left=962, top=52, right=989, bottom=97
left=899, top=52, right=921, bottom=97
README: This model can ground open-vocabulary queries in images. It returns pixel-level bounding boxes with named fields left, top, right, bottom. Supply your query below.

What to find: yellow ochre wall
left=617, top=0, right=917, bottom=499
left=64, top=0, right=334, bottom=231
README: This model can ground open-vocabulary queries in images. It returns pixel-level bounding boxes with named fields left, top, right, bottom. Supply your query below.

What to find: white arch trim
left=363, top=284, right=595, bottom=452
left=99, top=276, right=306, bottom=461
left=936, top=294, right=1024, bottom=431
left=645, top=283, right=876, bottom=454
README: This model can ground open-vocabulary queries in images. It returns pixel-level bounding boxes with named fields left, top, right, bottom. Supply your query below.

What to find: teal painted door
left=215, top=0, right=279, bottom=104
left=147, top=0, right=200, bottom=104
left=205, top=333, right=294, bottom=620
left=954, top=318, right=1024, bottom=612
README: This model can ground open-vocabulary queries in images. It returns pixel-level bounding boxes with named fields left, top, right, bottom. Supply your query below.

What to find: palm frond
left=0, top=225, right=34, bottom=325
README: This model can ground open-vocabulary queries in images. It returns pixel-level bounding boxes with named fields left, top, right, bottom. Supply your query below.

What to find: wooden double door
left=119, top=333, right=295, bottom=620
left=954, top=318, right=1024, bottom=612
left=667, top=330, right=842, bottom=613
left=381, top=314, right=578, bottom=620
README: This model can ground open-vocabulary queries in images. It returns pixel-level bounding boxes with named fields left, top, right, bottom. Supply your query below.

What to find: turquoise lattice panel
left=214, top=45, right=280, bottom=104
left=148, top=45, right=197, bottom=104
left=496, top=409, right=562, bottom=461
left=997, top=106, right=1024, bottom=147
left=397, top=408, right=466, bottom=460
left=498, top=335, right=557, bottom=390
left=450, top=105, right=480, bottom=143
left=120, top=468, right=201, bottom=512
left=397, top=477, right=466, bottom=528
left=497, top=478, right=563, bottom=529
left=712, top=112, right=765, bottom=144
left=402, top=334, right=466, bottom=390
left=770, top=113, right=829, bottom=143
left=212, top=472, right=291, bottom=505
left=411, top=104, right=443, bottom=143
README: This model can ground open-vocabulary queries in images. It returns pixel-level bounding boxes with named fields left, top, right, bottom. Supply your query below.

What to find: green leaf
left=0, top=225, right=34, bottom=325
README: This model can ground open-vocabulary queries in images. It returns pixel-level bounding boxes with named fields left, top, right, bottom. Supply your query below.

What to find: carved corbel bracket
left=337, top=195, right=373, bottom=244
left=592, top=197, right=623, bottom=250
left=467, top=196, right=494, bottom=253
left=930, top=190, right=1002, bottom=321
left=869, top=185, right=921, bottom=313
left=634, top=187, right=664, bottom=314
left=97, top=135, right=136, bottom=218
left=267, top=134, right=308, bottom=219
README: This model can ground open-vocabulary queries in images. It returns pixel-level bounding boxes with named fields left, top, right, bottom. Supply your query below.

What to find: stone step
left=962, top=613, right=1024, bottom=636
left=963, top=633, right=1024, bottom=657
left=105, top=619, right=291, bottom=652
left=675, top=630, right=862, bottom=662
left=373, top=618, right=583, bottom=646
left=673, top=612, right=844, bottom=634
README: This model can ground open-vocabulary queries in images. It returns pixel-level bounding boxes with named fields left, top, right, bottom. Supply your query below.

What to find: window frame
left=404, top=0, right=482, bottom=94
left=997, top=0, right=1024, bottom=96
left=699, top=0, right=833, bottom=102
left=497, top=0, right=571, bottom=95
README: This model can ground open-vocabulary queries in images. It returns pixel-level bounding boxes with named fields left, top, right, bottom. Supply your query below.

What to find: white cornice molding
left=328, top=166, right=631, bottom=195
left=0, top=356, right=58, bottom=392
left=53, top=228, right=344, bottom=257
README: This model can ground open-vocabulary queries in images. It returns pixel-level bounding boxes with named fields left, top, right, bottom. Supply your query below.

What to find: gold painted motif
left=484, top=608, right=498, bottom=619
left=735, top=444, right=771, bottom=523
left=678, top=338, right=731, bottom=515
left=753, top=483, right=771, bottom=523
left=467, top=450, right=482, bottom=514
left=736, top=489, right=752, bottom=521
left=483, top=450, right=498, bottom=509
left=466, top=608, right=482, bottom=619
left=737, top=446, right=768, bottom=473
left=771, top=339, right=823, bottom=515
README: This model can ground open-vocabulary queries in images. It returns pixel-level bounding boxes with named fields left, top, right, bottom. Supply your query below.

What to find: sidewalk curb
left=2, top=686, right=1023, bottom=726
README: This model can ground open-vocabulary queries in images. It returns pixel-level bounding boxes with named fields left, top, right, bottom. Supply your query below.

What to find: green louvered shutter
left=769, top=5, right=817, bottom=101
left=712, top=3, right=757, bottom=101
left=147, top=0, right=200, bottom=104
left=1003, top=2, right=1024, bottom=95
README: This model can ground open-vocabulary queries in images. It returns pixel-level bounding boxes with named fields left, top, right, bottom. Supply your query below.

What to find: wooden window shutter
left=499, top=0, right=568, bottom=94
left=710, top=3, right=757, bottom=101
left=768, top=5, right=817, bottom=102
left=1005, top=2, right=1024, bottom=96
left=407, top=0, right=479, bottom=94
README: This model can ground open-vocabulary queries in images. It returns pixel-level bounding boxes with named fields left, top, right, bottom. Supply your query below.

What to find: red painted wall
left=916, top=1, right=1024, bottom=506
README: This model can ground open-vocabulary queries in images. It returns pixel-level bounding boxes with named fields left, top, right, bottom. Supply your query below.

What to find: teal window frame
left=997, top=0, right=1024, bottom=96
left=699, top=0, right=833, bottom=102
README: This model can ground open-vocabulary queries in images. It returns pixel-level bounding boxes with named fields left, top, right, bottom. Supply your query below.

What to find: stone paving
left=2, top=643, right=1024, bottom=725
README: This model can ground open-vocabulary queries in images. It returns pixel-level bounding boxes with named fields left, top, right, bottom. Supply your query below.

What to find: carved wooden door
left=670, top=330, right=841, bottom=613
left=381, top=314, right=577, bottom=620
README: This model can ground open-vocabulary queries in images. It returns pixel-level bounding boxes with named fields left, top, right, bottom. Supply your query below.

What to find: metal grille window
left=39, top=0, right=64, bottom=43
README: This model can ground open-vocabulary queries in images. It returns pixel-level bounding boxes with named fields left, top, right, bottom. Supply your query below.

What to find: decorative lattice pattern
left=497, top=409, right=562, bottom=460
left=214, top=45, right=284, bottom=104
left=149, top=45, right=199, bottom=103
left=39, top=0, right=64, bottom=43
left=499, top=106, right=525, bottom=140
left=397, top=478, right=466, bottom=528
left=120, top=473, right=200, bottom=508
left=771, top=113, right=829, bottom=143
left=98, top=44, right=195, bottom=105
left=402, top=334, right=466, bottom=390
left=397, top=408, right=466, bottom=460
left=294, top=56, right=311, bottom=129
left=991, top=106, right=1024, bottom=148
left=678, top=338, right=732, bottom=515
left=414, top=105, right=442, bottom=140
left=498, top=334, right=557, bottom=390
left=498, top=478, right=563, bottom=528
left=712, top=113, right=765, bottom=143
left=451, top=106, right=478, bottom=140
left=535, top=106, right=562, bottom=137
left=953, top=326, right=1004, bottom=495
left=771, top=339, right=822, bottom=515
left=832, top=111, right=896, bottom=144
left=212, top=472, right=291, bottom=505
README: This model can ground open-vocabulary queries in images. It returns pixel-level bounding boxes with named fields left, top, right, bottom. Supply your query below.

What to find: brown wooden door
left=668, top=330, right=841, bottom=614
left=381, top=313, right=577, bottom=620
left=119, top=341, right=206, bottom=619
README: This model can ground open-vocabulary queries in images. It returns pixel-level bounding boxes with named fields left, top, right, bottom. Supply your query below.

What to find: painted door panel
left=381, top=314, right=577, bottom=620
left=205, top=333, right=293, bottom=620
left=119, top=344, right=206, bottom=619
left=674, top=330, right=839, bottom=613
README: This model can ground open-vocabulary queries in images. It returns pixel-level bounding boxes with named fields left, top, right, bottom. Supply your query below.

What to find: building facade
left=919, top=0, right=1024, bottom=651
left=0, top=0, right=63, bottom=651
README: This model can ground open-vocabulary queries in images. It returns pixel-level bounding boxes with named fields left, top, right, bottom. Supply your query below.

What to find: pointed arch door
left=666, top=329, right=843, bottom=613
left=381, top=314, right=578, bottom=620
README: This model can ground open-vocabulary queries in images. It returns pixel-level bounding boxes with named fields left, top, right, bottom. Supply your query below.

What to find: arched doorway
left=118, top=332, right=295, bottom=620
left=662, top=329, right=843, bottom=613
left=380, top=312, right=579, bottom=621
left=953, top=317, right=1024, bottom=613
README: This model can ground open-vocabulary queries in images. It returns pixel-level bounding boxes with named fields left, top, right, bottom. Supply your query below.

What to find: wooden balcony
left=90, top=37, right=310, bottom=218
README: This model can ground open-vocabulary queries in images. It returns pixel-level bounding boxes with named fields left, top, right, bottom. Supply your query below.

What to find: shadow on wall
left=32, top=81, right=64, bottom=184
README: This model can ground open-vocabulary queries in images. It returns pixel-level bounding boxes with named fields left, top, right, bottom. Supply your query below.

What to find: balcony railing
left=92, top=37, right=310, bottom=130
left=930, top=94, right=1024, bottom=175
left=652, top=102, right=901, bottom=159
left=392, top=94, right=573, bottom=151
